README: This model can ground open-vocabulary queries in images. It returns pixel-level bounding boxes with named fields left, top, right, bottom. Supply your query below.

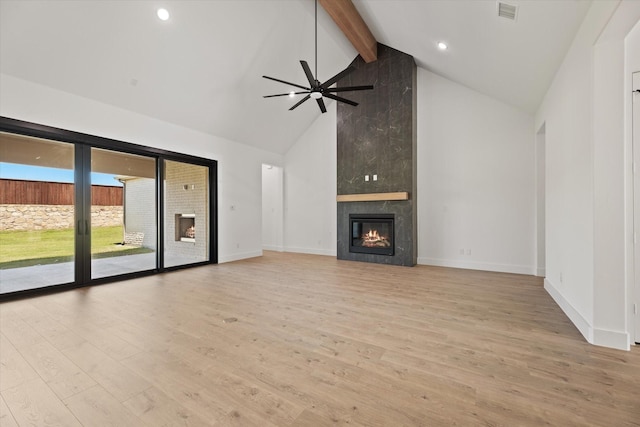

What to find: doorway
left=261, top=164, right=284, bottom=252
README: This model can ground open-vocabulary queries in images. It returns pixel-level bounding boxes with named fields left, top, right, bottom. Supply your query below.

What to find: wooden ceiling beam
left=319, top=0, right=377, bottom=63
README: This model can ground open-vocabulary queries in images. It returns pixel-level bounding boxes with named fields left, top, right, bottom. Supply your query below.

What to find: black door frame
left=0, top=116, right=218, bottom=300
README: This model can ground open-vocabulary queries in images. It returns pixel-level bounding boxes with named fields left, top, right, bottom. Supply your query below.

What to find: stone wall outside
left=0, top=205, right=123, bottom=231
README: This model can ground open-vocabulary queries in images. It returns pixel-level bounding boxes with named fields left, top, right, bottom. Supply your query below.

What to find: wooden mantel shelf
left=336, top=192, right=409, bottom=202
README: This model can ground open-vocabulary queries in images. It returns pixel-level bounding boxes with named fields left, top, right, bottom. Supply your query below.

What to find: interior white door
left=634, top=71, right=640, bottom=344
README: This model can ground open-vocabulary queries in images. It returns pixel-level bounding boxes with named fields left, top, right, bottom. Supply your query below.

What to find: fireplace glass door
left=349, top=214, right=394, bottom=256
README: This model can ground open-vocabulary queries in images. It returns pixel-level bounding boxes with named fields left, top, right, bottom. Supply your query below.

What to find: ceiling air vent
left=497, top=2, right=518, bottom=21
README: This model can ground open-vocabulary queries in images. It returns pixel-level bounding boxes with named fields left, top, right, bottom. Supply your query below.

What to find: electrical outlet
left=373, top=174, right=378, bottom=181
left=365, top=175, right=370, bottom=182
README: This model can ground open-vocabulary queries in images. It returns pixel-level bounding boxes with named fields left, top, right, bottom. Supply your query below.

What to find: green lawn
left=0, top=226, right=154, bottom=269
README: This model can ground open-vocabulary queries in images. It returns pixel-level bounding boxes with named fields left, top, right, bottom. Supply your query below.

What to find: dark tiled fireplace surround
left=336, top=44, right=417, bottom=267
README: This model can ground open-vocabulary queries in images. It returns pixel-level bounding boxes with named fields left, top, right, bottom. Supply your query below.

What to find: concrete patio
left=0, top=252, right=206, bottom=294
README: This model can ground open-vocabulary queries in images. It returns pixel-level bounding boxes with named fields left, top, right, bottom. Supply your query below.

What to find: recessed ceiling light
left=289, top=91, right=295, bottom=98
left=437, top=42, right=448, bottom=50
left=157, top=8, right=170, bottom=21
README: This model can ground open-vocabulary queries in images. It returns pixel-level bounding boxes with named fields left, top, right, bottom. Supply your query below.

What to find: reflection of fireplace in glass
left=349, top=214, right=394, bottom=255
left=175, top=214, right=195, bottom=242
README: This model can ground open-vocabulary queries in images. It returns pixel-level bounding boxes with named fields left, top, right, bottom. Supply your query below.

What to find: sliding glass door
left=90, top=148, right=157, bottom=279
left=0, top=132, right=76, bottom=293
left=0, top=117, right=217, bottom=297
left=163, top=160, right=209, bottom=268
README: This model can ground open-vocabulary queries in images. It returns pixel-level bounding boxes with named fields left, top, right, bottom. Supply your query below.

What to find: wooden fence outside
left=0, top=179, right=123, bottom=206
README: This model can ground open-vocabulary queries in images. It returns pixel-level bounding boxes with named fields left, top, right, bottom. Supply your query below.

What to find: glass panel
left=164, top=160, right=209, bottom=267
left=90, top=148, right=157, bottom=279
left=349, top=214, right=394, bottom=256
left=0, top=132, right=75, bottom=293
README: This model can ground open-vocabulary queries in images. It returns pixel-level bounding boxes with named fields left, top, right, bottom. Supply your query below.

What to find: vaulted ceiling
left=0, top=0, right=592, bottom=154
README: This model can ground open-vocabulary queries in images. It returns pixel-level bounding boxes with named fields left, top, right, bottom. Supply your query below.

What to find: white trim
left=262, top=245, right=284, bottom=252
left=593, top=328, right=630, bottom=350
left=285, top=247, right=336, bottom=257
left=536, top=268, right=546, bottom=277
left=218, top=250, right=262, bottom=263
left=544, top=278, right=593, bottom=343
left=417, top=257, right=534, bottom=275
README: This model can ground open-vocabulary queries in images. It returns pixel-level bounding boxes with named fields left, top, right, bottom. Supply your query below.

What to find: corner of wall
left=544, top=278, right=593, bottom=343
left=593, top=328, right=631, bottom=351
left=545, top=274, right=630, bottom=352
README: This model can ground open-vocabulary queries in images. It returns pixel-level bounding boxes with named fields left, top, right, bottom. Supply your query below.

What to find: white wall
left=0, top=74, right=283, bottom=264
left=123, top=177, right=156, bottom=249
left=262, top=164, right=283, bottom=251
left=535, top=124, right=546, bottom=277
left=534, top=1, right=612, bottom=344
left=625, top=20, right=640, bottom=344
left=417, top=69, right=535, bottom=274
left=282, top=70, right=536, bottom=273
left=283, top=102, right=337, bottom=256
left=535, top=0, right=640, bottom=350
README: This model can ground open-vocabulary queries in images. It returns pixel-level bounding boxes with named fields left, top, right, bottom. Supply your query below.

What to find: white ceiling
left=0, top=0, right=592, bottom=154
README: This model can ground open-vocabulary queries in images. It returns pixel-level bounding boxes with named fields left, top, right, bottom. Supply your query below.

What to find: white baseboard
left=284, top=247, right=336, bottom=257
left=544, top=278, right=631, bottom=350
left=544, top=278, right=593, bottom=343
left=417, top=257, right=534, bottom=275
left=218, top=250, right=262, bottom=263
left=593, top=328, right=630, bottom=351
left=262, top=245, right=284, bottom=252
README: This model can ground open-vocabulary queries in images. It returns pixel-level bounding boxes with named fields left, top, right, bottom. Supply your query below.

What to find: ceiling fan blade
left=316, top=98, right=327, bottom=113
left=262, top=75, right=310, bottom=91
left=323, top=85, right=374, bottom=93
left=323, top=93, right=358, bottom=106
left=289, top=95, right=311, bottom=110
left=320, top=66, right=355, bottom=89
left=300, top=61, right=317, bottom=87
left=263, top=91, right=310, bottom=98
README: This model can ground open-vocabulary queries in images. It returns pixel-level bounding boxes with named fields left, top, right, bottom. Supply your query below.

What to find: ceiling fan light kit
left=262, top=0, right=374, bottom=113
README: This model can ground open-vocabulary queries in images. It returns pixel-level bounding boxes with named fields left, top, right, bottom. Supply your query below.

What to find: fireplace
left=336, top=44, right=416, bottom=266
left=349, top=214, right=394, bottom=256
left=175, top=213, right=195, bottom=242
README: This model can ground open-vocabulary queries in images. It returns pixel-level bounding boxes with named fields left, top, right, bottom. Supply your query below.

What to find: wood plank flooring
left=1, top=251, right=639, bottom=426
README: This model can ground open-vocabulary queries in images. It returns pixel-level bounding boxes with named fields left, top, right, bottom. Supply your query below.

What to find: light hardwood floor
left=1, top=251, right=638, bottom=426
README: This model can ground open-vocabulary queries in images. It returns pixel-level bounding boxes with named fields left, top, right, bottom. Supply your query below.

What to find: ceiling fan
left=262, top=0, right=374, bottom=113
